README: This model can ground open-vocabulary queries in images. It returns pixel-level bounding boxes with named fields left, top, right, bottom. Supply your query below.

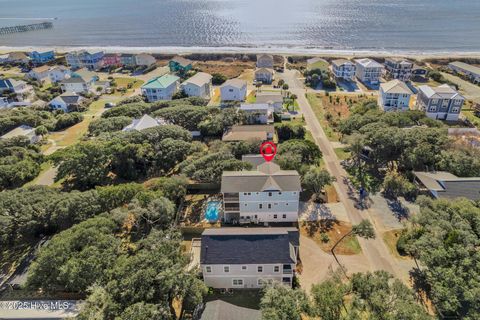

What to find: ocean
left=0, top=0, right=479, bottom=52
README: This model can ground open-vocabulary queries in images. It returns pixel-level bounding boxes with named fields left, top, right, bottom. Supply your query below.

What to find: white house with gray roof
left=200, top=228, right=299, bottom=289
left=141, top=74, right=180, bottom=102
left=331, top=59, right=356, bottom=81
left=180, top=72, right=212, bottom=99
left=416, top=84, right=465, bottom=121
left=256, top=92, right=283, bottom=113
left=49, top=92, right=84, bottom=112
left=379, top=80, right=413, bottom=111
left=240, top=103, right=274, bottom=124
left=220, top=79, right=247, bottom=101
left=221, top=162, right=301, bottom=224
left=355, top=58, right=383, bottom=85
left=122, top=114, right=167, bottom=131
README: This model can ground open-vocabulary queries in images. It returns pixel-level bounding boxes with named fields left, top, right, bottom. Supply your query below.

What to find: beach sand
left=2, top=45, right=480, bottom=60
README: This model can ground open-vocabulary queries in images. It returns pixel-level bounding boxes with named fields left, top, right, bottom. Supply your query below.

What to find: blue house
left=29, top=51, right=55, bottom=64
left=169, top=56, right=193, bottom=74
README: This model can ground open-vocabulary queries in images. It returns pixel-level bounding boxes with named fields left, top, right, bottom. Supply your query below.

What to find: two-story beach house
left=448, top=61, right=480, bottom=84
left=416, top=84, right=465, bottom=121
left=384, top=58, right=413, bottom=81
left=141, top=74, right=180, bottom=102
left=200, top=228, right=299, bottom=289
left=378, top=80, right=413, bottom=112
left=28, top=65, right=51, bottom=82
left=29, top=51, right=55, bottom=64
left=6, top=52, right=30, bottom=64
left=120, top=54, right=137, bottom=68
left=66, top=50, right=104, bottom=70
left=60, top=69, right=98, bottom=93
left=331, top=59, right=356, bottom=81
left=48, top=66, right=72, bottom=83
left=0, top=79, right=31, bottom=96
left=240, top=104, right=274, bottom=125
left=256, top=54, right=274, bottom=69
left=169, top=56, right=193, bottom=73
left=220, top=79, right=247, bottom=101
left=102, top=53, right=122, bottom=68
left=355, top=58, right=383, bottom=85
left=256, top=92, right=283, bottom=113
left=180, top=72, right=213, bottom=99
left=221, top=161, right=301, bottom=224
left=255, top=68, right=274, bottom=84
left=135, top=54, right=156, bottom=67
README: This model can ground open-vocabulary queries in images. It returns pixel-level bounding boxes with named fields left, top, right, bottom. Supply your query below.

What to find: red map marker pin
left=260, top=141, right=277, bottom=162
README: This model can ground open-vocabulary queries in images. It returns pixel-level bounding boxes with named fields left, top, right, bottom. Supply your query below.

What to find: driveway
left=299, top=235, right=371, bottom=293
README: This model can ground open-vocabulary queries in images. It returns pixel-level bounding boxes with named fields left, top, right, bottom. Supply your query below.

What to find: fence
left=0, top=22, right=53, bottom=35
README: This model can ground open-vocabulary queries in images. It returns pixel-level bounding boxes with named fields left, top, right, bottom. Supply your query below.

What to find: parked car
left=105, top=102, right=116, bottom=108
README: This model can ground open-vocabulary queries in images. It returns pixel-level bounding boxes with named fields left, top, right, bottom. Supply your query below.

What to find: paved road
left=281, top=67, right=412, bottom=281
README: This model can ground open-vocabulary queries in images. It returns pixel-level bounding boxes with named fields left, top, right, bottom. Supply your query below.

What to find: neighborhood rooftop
left=221, top=162, right=301, bottom=193
left=222, top=124, right=274, bottom=142
left=142, top=74, right=180, bottom=89
left=256, top=92, right=283, bottom=104
left=414, top=171, right=480, bottom=200
left=449, top=61, right=480, bottom=75
left=355, top=58, right=383, bottom=68
left=222, top=78, right=247, bottom=88
left=182, top=72, right=212, bottom=87
left=381, top=79, right=413, bottom=94
left=418, top=84, right=463, bottom=99
left=200, top=227, right=299, bottom=265
left=171, top=56, right=192, bottom=66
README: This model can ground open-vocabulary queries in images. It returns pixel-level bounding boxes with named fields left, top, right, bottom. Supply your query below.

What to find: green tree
left=211, top=73, right=227, bottom=85
left=26, top=216, right=121, bottom=292
left=302, top=166, right=336, bottom=199
left=51, top=141, right=112, bottom=190
left=260, top=283, right=310, bottom=320
left=310, top=271, right=349, bottom=320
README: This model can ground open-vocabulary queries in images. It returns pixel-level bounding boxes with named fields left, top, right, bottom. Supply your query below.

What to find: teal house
left=169, top=56, right=193, bottom=74
left=141, top=74, right=180, bottom=102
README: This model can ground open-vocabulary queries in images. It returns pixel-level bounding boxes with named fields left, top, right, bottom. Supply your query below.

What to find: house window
left=242, top=266, right=248, bottom=271
left=245, top=204, right=247, bottom=206
left=268, top=192, right=272, bottom=197
left=232, top=279, right=244, bottom=286
left=273, top=214, right=277, bottom=219
left=274, top=266, right=280, bottom=272
left=268, top=204, right=272, bottom=209
left=452, top=107, right=460, bottom=113
left=254, top=215, right=258, bottom=219
left=278, top=192, right=282, bottom=195
left=259, top=204, right=263, bottom=209
left=248, top=192, right=251, bottom=195
left=224, top=266, right=230, bottom=273
left=286, top=203, right=289, bottom=206
left=282, top=214, right=286, bottom=219
left=258, top=266, right=263, bottom=272
left=243, top=192, right=247, bottom=195
left=258, top=279, right=273, bottom=286
left=206, top=266, right=212, bottom=273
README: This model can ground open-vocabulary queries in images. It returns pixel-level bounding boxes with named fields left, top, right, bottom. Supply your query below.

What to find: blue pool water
left=205, top=201, right=221, bottom=222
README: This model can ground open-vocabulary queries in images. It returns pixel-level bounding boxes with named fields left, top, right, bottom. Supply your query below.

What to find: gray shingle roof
left=256, top=92, right=283, bottom=104
left=200, top=300, right=260, bottom=320
left=221, top=162, right=301, bottom=193
left=200, top=228, right=299, bottom=265
left=414, top=171, right=480, bottom=200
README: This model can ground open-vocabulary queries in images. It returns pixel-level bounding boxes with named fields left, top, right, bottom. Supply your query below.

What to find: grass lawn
left=300, top=220, right=362, bottom=255
left=306, top=93, right=341, bottom=142
left=205, top=290, right=261, bottom=310
left=48, top=97, right=121, bottom=147
left=334, top=147, right=351, bottom=160
left=383, top=229, right=410, bottom=260
left=246, top=91, right=256, bottom=103
left=462, top=105, right=480, bottom=128
left=114, top=77, right=144, bottom=90
left=23, top=162, right=52, bottom=187
left=307, top=59, right=329, bottom=72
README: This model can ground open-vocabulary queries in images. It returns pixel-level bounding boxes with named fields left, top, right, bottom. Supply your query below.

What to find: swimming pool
left=205, top=201, right=221, bottom=222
